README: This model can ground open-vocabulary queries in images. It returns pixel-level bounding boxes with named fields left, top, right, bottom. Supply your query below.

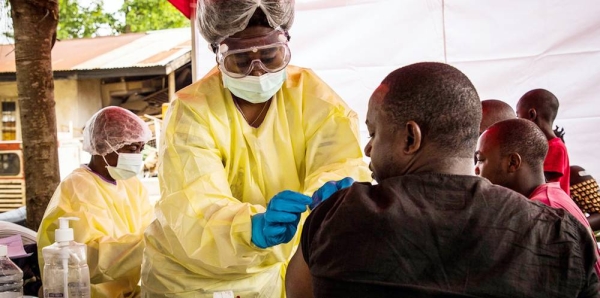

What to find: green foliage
left=58, top=0, right=119, bottom=39
left=0, top=0, right=13, bottom=43
left=57, top=0, right=189, bottom=40
left=121, top=0, right=189, bottom=33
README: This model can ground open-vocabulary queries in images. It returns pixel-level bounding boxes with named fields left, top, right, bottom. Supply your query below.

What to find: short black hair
left=480, top=99, right=516, bottom=134
left=380, top=62, right=481, bottom=158
left=518, top=89, right=560, bottom=123
left=489, top=118, right=548, bottom=170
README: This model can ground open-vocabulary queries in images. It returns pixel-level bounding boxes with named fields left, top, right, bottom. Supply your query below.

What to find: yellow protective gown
left=37, top=166, right=154, bottom=298
left=142, top=65, right=372, bottom=297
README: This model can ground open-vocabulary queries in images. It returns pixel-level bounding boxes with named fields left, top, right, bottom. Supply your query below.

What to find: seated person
left=516, top=89, right=570, bottom=194
left=475, top=118, right=600, bottom=276
left=37, top=106, right=154, bottom=298
left=571, top=165, right=600, bottom=231
left=285, top=62, right=599, bottom=298
left=479, top=99, right=516, bottom=135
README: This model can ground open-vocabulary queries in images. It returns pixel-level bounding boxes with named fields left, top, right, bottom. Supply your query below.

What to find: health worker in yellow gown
left=141, top=1, right=372, bottom=297
left=38, top=106, right=154, bottom=298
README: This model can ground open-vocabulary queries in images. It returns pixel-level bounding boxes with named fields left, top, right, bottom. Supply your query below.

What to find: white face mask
left=222, top=69, right=286, bottom=103
left=103, top=153, right=143, bottom=180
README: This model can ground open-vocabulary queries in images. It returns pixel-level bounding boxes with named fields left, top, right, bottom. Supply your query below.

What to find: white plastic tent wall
left=192, top=0, right=600, bottom=177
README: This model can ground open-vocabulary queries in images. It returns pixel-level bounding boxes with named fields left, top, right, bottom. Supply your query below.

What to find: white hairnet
left=197, top=0, right=294, bottom=46
left=82, top=106, right=152, bottom=156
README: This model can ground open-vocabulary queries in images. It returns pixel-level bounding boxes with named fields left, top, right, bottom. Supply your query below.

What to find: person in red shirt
left=516, top=89, right=570, bottom=195
left=476, top=118, right=600, bottom=277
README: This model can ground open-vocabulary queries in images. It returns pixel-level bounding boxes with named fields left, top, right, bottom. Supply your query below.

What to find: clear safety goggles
left=217, top=29, right=291, bottom=78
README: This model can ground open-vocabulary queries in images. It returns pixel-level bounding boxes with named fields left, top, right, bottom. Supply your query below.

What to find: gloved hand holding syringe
left=250, top=177, right=355, bottom=249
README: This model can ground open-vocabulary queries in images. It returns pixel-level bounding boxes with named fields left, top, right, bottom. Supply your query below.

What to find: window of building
left=1, top=100, right=18, bottom=141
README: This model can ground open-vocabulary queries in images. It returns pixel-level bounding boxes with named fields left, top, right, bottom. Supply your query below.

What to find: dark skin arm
left=286, top=246, right=314, bottom=298
left=586, top=213, right=600, bottom=232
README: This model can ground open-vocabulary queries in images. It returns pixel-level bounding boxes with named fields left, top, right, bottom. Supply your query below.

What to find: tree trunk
left=9, top=0, right=60, bottom=231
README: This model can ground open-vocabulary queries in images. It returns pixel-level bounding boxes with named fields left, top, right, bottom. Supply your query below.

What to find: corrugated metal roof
left=0, top=27, right=192, bottom=74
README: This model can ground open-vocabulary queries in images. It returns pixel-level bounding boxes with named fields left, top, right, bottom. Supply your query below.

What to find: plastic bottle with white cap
left=0, top=244, right=23, bottom=298
left=42, top=217, right=90, bottom=298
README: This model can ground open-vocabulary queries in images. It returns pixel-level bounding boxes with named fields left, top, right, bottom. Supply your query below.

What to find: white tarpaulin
left=193, top=0, right=600, bottom=177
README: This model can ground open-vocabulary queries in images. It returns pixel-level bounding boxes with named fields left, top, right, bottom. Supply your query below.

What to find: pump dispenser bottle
left=42, top=217, right=90, bottom=298
left=0, top=244, right=23, bottom=297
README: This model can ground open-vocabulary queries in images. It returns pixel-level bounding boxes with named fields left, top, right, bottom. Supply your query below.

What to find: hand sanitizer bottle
left=42, top=217, right=90, bottom=298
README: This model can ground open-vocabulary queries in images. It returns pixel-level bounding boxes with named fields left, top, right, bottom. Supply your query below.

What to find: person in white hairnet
left=141, top=0, right=372, bottom=297
left=37, top=106, right=154, bottom=298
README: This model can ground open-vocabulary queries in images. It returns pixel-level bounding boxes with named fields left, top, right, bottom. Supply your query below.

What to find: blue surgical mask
left=222, top=69, right=286, bottom=104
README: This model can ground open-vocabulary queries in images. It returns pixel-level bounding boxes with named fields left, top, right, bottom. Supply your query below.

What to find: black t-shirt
left=302, top=174, right=599, bottom=298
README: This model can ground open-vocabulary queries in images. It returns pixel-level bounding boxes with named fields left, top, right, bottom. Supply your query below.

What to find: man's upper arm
left=286, top=195, right=327, bottom=298
left=286, top=246, right=313, bottom=298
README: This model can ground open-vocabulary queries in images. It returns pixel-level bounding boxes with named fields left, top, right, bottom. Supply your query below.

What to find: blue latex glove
left=251, top=190, right=312, bottom=248
left=309, top=177, right=355, bottom=209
